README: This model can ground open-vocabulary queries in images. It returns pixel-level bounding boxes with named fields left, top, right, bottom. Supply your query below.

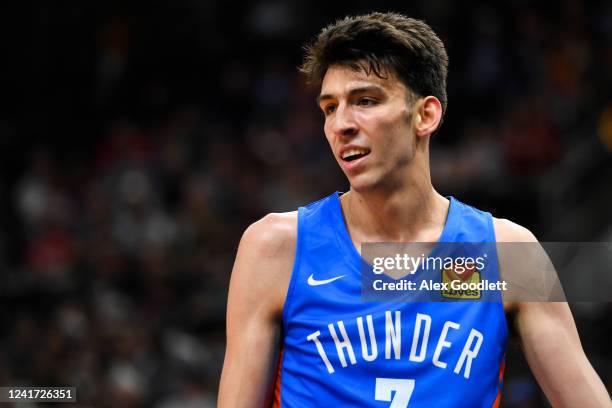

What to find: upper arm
left=218, top=212, right=297, bottom=408
left=494, top=218, right=611, bottom=407
left=515, top=301, right=610, bottom=407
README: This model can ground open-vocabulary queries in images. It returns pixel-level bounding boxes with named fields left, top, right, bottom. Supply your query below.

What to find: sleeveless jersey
left=272, top=192, right=507, bottom=407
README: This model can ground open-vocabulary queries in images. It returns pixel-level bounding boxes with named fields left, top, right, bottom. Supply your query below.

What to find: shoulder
left=229, top=212, right=298, bottom=316
left=493, top=217, right=538, bottom=312
left=493, top=217, right=538, bottom=243
left=492, top=218, right=554, bottom=311
left=240, top=211, right=298, bottom=257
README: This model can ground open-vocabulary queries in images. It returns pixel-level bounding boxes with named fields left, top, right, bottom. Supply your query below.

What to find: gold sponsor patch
left=441, top=264, right=481, bottom=299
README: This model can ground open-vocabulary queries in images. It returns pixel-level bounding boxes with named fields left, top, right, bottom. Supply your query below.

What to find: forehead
left=319, top=64, right=407, bottom=99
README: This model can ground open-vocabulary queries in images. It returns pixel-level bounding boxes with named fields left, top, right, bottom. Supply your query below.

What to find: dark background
left=1, top=0, right=611, bottom=406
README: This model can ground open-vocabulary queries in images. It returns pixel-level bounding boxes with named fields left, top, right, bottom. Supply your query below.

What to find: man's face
left=318, top=64, right=417, bottom=192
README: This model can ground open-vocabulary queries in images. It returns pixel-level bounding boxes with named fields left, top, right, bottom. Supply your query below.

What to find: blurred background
left=1, top=0, right=612, bottom=406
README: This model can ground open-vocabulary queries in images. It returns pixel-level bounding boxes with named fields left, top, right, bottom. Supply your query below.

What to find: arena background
left=2, top=0, right=612, bottom=406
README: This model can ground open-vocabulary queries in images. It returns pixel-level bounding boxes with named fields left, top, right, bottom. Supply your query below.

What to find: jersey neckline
left=329, top=191, right=460, bottom=271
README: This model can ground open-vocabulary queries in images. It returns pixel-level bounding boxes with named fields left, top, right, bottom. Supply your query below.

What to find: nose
left=331, top=104, right=358, bottom=138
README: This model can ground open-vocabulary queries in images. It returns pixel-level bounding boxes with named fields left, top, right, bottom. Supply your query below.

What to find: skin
left=218, top=64, right=611, bottom=407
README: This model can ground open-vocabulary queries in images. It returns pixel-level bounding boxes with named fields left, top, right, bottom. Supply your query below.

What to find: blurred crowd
left=1, top=0, right=612, bottom=406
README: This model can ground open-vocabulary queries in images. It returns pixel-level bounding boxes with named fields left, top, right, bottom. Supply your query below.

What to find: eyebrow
left=316, top=85, right=385, bottom=105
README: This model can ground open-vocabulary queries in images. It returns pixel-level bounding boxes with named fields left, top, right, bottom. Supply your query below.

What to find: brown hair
left=300, top=12, right=449, bottom=117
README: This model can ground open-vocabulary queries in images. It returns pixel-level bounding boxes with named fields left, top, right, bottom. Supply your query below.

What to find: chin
left=348, top=167, right=404, bottom=194
left=346, top=173, right=384, bottom=193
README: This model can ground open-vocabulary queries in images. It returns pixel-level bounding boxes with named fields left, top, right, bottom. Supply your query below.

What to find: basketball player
left=218, top=12, right=611, bottom=407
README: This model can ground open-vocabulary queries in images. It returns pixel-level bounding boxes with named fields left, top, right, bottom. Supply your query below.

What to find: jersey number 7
left=375, top=378, right=415, bottom=408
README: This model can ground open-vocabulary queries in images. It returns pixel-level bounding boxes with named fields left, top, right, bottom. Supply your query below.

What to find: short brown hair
left=300, top=12, right=449, bottom=117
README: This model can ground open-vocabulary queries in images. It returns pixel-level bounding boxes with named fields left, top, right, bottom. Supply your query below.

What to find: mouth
left=341, top=147, right=371, bottom=163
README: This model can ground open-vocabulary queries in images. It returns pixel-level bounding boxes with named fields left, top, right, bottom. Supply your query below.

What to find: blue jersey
left=272, top=192, right=507, bottom=407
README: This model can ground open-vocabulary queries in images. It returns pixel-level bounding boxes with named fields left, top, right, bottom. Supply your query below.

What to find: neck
left=341, top=163, right=449, bottom=243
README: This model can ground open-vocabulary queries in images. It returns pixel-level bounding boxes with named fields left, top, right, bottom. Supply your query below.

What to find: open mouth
left=341, top=148, right=371, bottom=162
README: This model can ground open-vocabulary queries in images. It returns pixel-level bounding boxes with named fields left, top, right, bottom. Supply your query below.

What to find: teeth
left=342, top=148, right=369, bottom=159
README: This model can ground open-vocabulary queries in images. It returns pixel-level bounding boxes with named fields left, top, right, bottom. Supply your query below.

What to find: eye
left=357, top=97, right=377, bottom=106
left=323, top=104, right=337, bottom=115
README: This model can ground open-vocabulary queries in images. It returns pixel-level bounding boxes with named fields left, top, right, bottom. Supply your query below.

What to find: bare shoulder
left=240, top=211, right=298, bottom=259
left=493, top=217, right=538, bottom=243
left=493, top=218, right=542, bottom=311
left=229, top=211, right=298, bottom=317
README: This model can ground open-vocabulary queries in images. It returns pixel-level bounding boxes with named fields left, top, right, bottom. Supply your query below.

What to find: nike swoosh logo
left=307, top=274, right=346, bottom=286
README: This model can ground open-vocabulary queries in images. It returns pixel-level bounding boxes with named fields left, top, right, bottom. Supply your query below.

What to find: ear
left=413, top=96, right=442, bottom=137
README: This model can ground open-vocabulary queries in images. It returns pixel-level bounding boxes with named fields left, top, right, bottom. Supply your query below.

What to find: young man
left=219, top=12, right=610, bottom=407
